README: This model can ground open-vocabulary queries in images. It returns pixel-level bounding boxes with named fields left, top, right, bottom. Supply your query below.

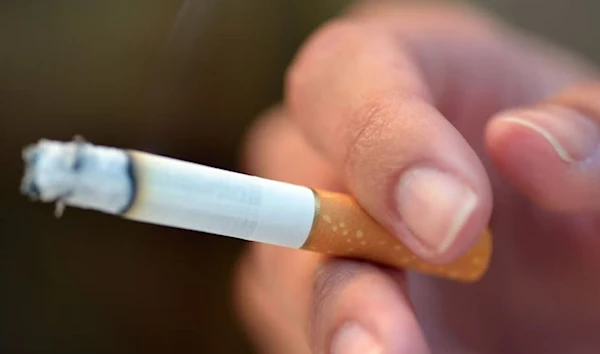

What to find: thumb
left=487, top=82, right=600, bottom=212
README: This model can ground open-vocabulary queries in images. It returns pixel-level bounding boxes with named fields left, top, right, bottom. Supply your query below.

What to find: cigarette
left=20, top=138, right=492, bottom=282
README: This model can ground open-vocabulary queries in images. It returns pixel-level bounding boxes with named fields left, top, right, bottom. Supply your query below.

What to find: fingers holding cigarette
left=242, top=107, right=492, bottom=281
left=285, top=19, right=493, bottom=265
left=237, top=111, right=434, bottom=354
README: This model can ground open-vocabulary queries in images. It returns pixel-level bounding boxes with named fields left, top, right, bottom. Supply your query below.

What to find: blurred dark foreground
left=1, top=1, right=600, bottom=353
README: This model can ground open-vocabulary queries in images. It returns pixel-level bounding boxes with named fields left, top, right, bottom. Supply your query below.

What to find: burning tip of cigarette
left=20, top=139, right=78, bottom=203
left=19, top=138, right=133, bottom=215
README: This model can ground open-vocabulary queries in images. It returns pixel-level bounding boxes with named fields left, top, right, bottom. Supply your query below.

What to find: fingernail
left=331, top=323, right=382, bottom=354
left=498, top=106, right=599, bottom=163
left=395, top=168, right=478, bottom=254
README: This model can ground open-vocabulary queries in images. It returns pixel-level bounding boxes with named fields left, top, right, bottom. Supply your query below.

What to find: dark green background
left=1, top=1, right=599, bottom=353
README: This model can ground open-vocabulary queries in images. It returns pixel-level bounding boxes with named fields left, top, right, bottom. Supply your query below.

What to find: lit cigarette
left=21, top=138, right=492, bottom=282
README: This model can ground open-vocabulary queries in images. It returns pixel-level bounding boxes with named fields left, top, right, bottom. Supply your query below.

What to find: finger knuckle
left=310, top=260, right=380, bottom=349
left=313, top=260, right=356, bottom=306
left=342, top=94, right=398, bottom=178
left=311, top=259, right=376, bottom=319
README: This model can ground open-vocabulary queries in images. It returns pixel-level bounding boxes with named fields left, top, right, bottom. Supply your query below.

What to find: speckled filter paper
left=302, top=190, right=492, bottom=282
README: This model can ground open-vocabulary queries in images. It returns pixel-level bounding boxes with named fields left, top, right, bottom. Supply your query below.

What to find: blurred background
left=1, top=0, right=599, bottom=353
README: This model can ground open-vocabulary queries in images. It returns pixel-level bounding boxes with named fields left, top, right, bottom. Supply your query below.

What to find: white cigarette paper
left=21, top=139, right=316, bottom=248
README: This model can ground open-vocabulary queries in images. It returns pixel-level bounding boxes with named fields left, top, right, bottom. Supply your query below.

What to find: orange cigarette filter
left=304, top=190, right=492, bottom=282
left=22, top=139, right=492, bottom=283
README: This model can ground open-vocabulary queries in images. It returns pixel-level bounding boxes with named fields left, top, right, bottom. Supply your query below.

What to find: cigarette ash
left=21, top=138, right=87, bottom=217
left=20, top=137, right=133, bottom=217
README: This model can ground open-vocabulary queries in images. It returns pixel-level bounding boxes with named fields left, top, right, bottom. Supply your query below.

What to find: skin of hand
left=232, top=1, right=600, bottom=353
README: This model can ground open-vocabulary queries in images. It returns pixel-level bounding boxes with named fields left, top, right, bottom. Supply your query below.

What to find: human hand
left=234, top=1, right=600, bottom=353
